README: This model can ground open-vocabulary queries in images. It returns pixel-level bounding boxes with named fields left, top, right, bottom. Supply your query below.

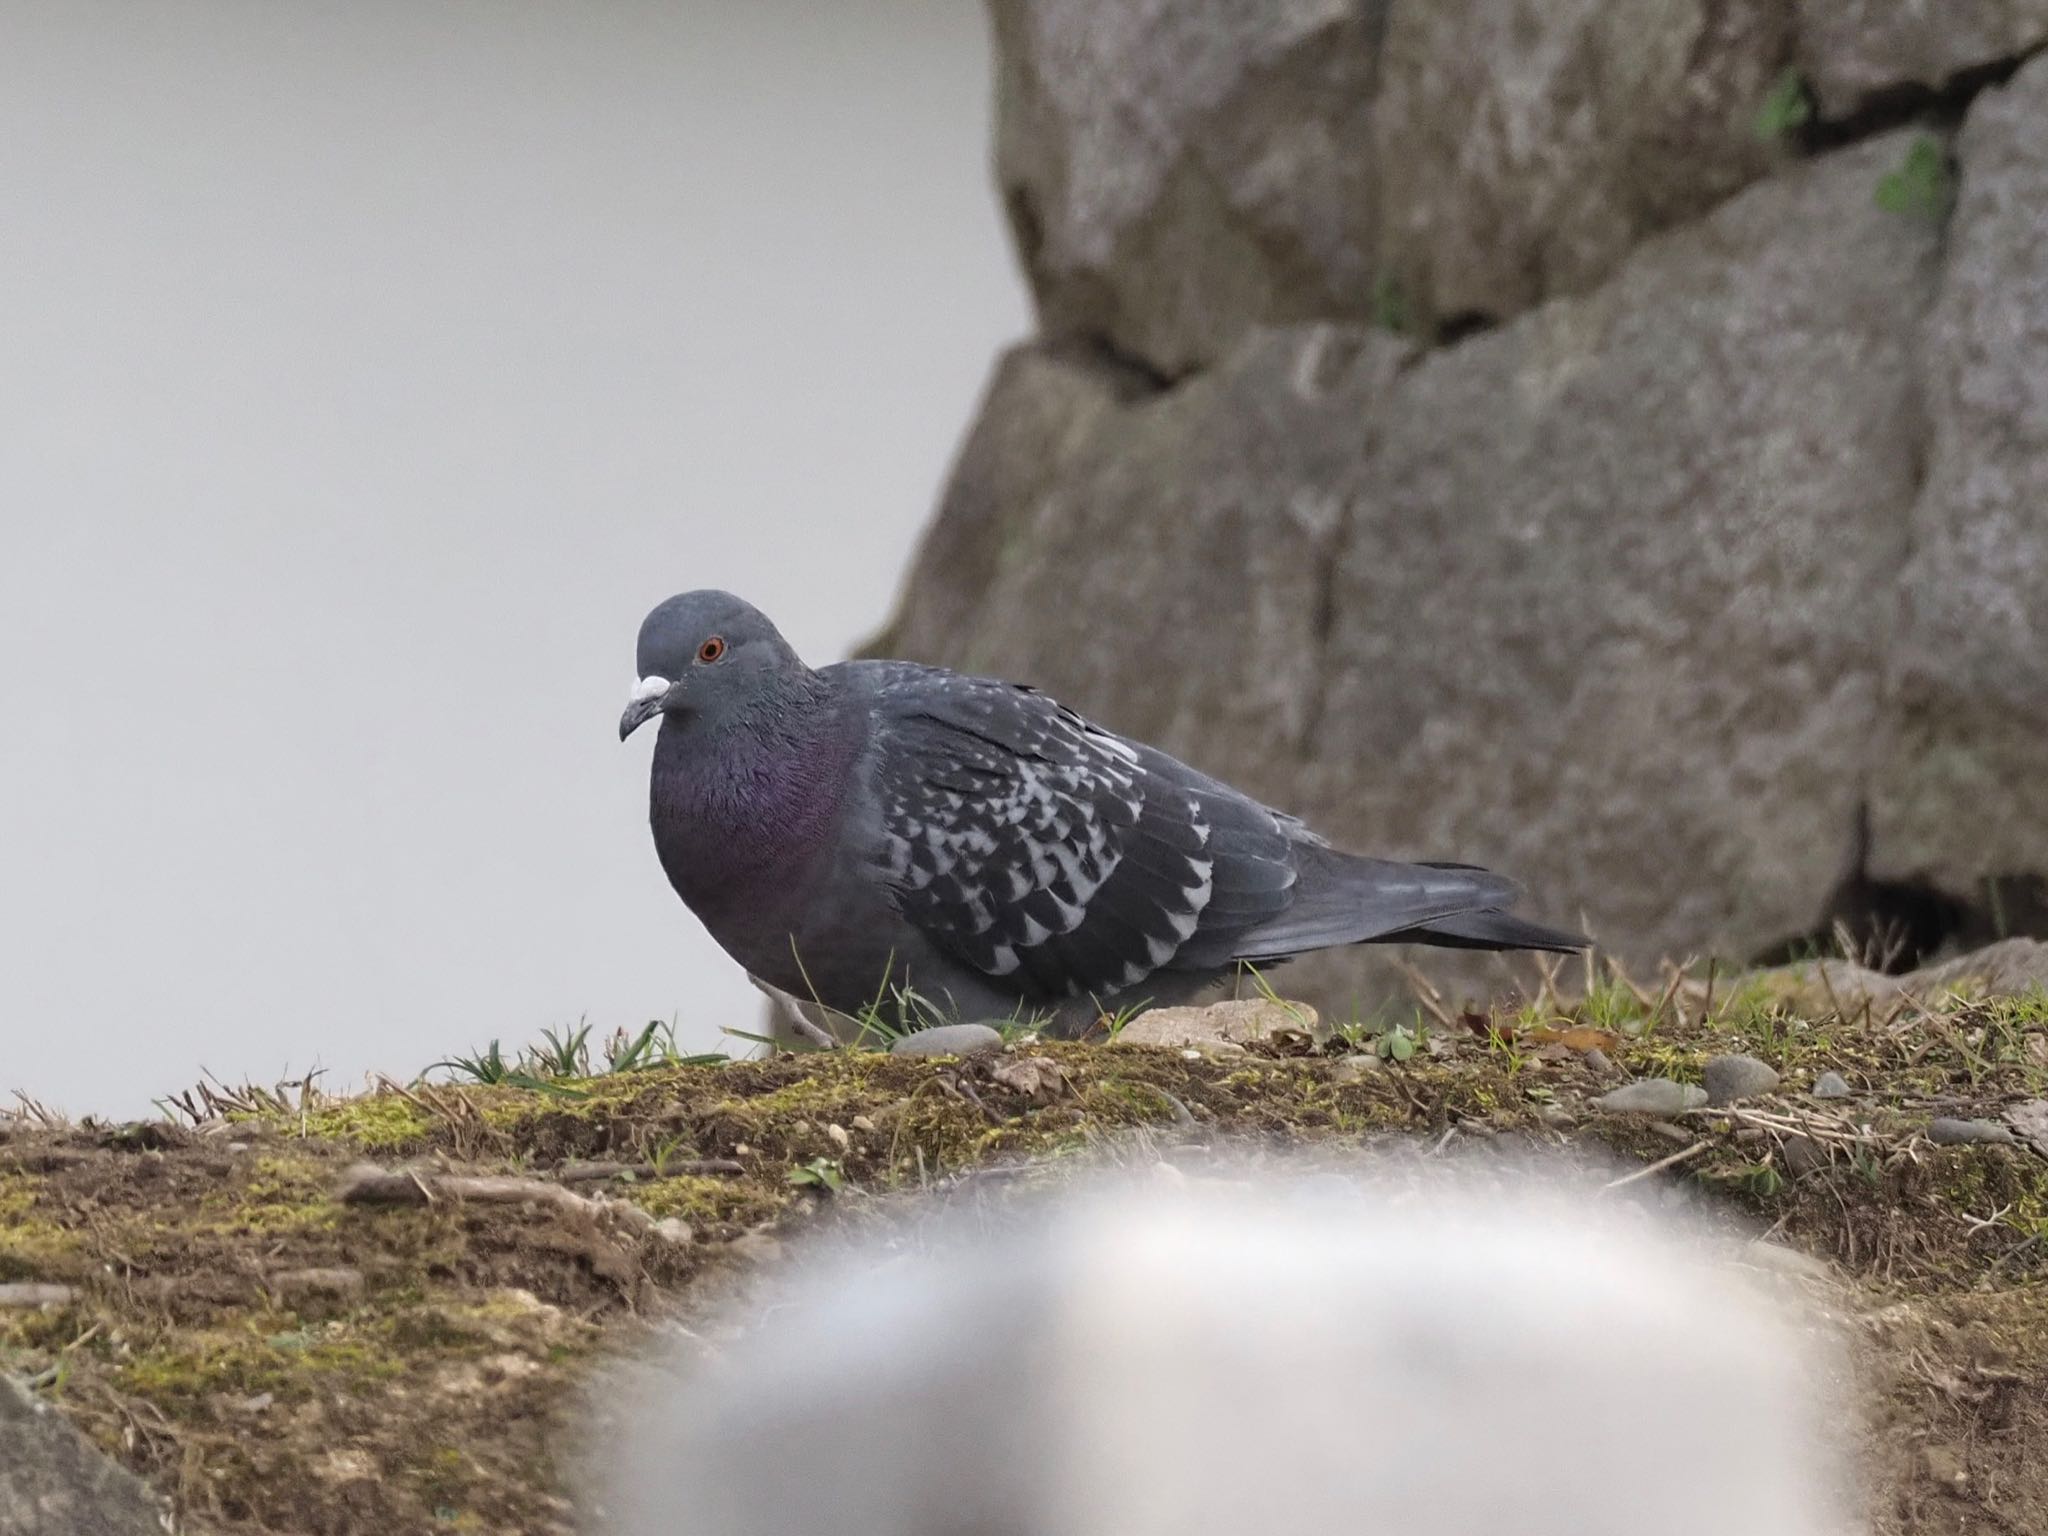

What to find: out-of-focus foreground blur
left=585, top=1162, right=1855, bottom=1536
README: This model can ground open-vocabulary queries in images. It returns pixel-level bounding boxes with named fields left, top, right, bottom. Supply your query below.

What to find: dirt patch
left=4, top=979, right=2048, bottom=1533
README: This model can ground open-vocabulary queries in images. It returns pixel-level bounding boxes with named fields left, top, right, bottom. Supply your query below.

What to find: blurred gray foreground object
left=580, top=1166, right=1852, bottom=1536
left=621, top=589, right=1583, bottom=1041
left=0, top=1375, right=172, bottom=1536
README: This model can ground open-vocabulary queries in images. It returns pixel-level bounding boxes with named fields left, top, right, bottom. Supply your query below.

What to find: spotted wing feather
left=866, top=669, right=1286, bottom=1000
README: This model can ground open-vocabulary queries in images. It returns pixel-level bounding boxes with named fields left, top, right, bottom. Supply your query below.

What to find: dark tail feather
left=1380, top=909, right=1589, bottom=954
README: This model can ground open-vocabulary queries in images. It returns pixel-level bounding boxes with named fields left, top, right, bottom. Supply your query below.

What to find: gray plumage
left=619, top=590, right=1584, bottom=1038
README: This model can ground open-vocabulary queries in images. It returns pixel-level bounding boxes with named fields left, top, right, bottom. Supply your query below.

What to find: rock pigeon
left=620, top=590, right=1584, bottom=1038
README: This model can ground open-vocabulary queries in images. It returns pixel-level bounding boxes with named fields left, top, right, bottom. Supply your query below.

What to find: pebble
left=1596, top=1079, right=1708, bottom=1115
left=1703, top=1053, right=1780, bottom=1106
left=1782, top=1135, right=1828, bottom=1178
left=1332, top=1054, right=1382, bottom=1082
left=890, top=1023, right=1003, bottom=1058
left=1928, top=1117, right=2015, bottom=1146
left=1581, top=1048, right=1613, bottom=1074
left=1811, top=1071, right=1853, bottom=1100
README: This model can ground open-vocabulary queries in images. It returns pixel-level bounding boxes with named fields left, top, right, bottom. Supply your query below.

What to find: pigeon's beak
left=619, top=675, right=672, bottom=741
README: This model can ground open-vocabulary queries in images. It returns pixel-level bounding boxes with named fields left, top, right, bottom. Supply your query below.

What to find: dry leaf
left=986, top=1056, right=1068, bottom=1101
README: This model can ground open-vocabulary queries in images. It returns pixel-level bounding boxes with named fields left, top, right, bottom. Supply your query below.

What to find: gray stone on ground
left=2003, top=1100, right=2048, bottom=1157
left=1704, top=1054, right=1782, bottom=1106
left=890, top=1023, right=1005, bottom=1058
left=1812, top=1071, right=1854, bottom=1100
left=0, top=1375, right=170, bottom=1536
left=1597, top=1080, right=1710, bottom=1116
left=1928, top=1117, right=2017, bottom=1146
left=1754, top=941, right=2048, bottom=1018
left=1783, top=1135, right=1830, bottom=1179
left=1908, top=940, right=2048, bottom=999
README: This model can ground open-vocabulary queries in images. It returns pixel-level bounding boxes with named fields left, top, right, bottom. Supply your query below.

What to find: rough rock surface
left=1753, top=939, right=2048, bottom=1015
left=1374, top=0, right=1790, bottom=330
left=1871, top=54, right=2048, bottom=899
left=1307, top=130, right=1936, bottom=992
left=0, top=1376, right=170, bottom=1536
left=990, top=0, right=1381, bottom=377
left=1110, top=997, right=1317, bottom=1048
left=884, top=131, right=1939, bottom=997
left=882, top=13, right=2048, bottom=1009
left=990, top=0, right=1800, bottom=373
left=1796, top=0, right=2048, bottom=115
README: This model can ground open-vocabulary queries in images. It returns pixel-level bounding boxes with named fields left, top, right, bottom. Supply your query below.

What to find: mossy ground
left=4, top=973, right=2048, bottom=1534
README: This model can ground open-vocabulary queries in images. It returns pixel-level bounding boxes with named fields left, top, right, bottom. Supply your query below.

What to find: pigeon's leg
left=747, top=976, right=855, bottom=1051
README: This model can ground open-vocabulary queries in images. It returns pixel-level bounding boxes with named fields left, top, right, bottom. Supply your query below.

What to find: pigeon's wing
left=864, top=669, right=1299, bottom=1001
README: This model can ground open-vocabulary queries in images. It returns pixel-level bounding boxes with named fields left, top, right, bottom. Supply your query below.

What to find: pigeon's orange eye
left=696, top=636, right=727, bottom=664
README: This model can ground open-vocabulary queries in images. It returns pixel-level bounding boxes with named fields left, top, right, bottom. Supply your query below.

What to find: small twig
left=0, top=1283, right=79, bottom=1309
left=1601, top=1140, right=1710, bottom=1191
left=1605, top=954, right=1657, bottom=1015
left=336, top=1163, right=678, bottom=1241
left=373, top=1074, right=435, bottom=1114
left=1531, top=953, right=1565, bottom=1017
left=1392, top=961, right=1455, bottom=1029
left=557, top=1158, right=743, bottom=1182
left=1649, top=961, right=1688, bottom=1030
left=1816, top=961, right=1849, bottom=1023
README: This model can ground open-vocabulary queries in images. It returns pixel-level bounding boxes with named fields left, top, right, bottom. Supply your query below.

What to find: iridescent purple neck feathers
left=648, top=673, right=853, bottom=918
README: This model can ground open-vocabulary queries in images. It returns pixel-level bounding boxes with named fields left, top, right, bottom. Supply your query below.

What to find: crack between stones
left=1800, top=46, right=2042, bottom=150
left=1293, top=485, right=1356, bottom=760
left=1794, top=122, right=1962, bottom=971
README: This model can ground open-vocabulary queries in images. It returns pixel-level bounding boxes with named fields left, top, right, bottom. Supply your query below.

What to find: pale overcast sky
left=0, top=1, right=1029, bottom=1116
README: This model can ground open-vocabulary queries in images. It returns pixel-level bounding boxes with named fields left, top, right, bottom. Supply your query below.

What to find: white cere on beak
left=630, top=675, right=672, bottom=703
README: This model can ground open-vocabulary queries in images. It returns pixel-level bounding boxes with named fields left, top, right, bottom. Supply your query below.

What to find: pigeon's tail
left=1229, top=848, right=1586, bottom=963
left=1375, top=907, right=1589, bottom=954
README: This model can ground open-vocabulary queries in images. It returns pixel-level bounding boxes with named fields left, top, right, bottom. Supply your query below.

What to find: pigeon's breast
left=647, top=719, right=863, bottom=961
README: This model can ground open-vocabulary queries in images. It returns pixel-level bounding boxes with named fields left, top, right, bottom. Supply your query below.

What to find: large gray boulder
left=0, top=1376, right=170, bottom=1536
left=1796, top=0, right=2048, bottom=116
left=1309, top=130, right=1938, bottom=983
left=1871, top=55, right=2048, bottom=900
left=991, top=0, right=1797, bottom=375
left=1374, top=0, right=1789, bottom=330
left=882, top=13, right=2048, bottom=1010
left=990, top=0, right=1381, bottom=380
left=882, top=131, right=1939, bottom=994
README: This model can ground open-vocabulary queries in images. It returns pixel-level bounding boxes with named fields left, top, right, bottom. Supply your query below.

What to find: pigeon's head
left=619, top=590, right=806, bottom=741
